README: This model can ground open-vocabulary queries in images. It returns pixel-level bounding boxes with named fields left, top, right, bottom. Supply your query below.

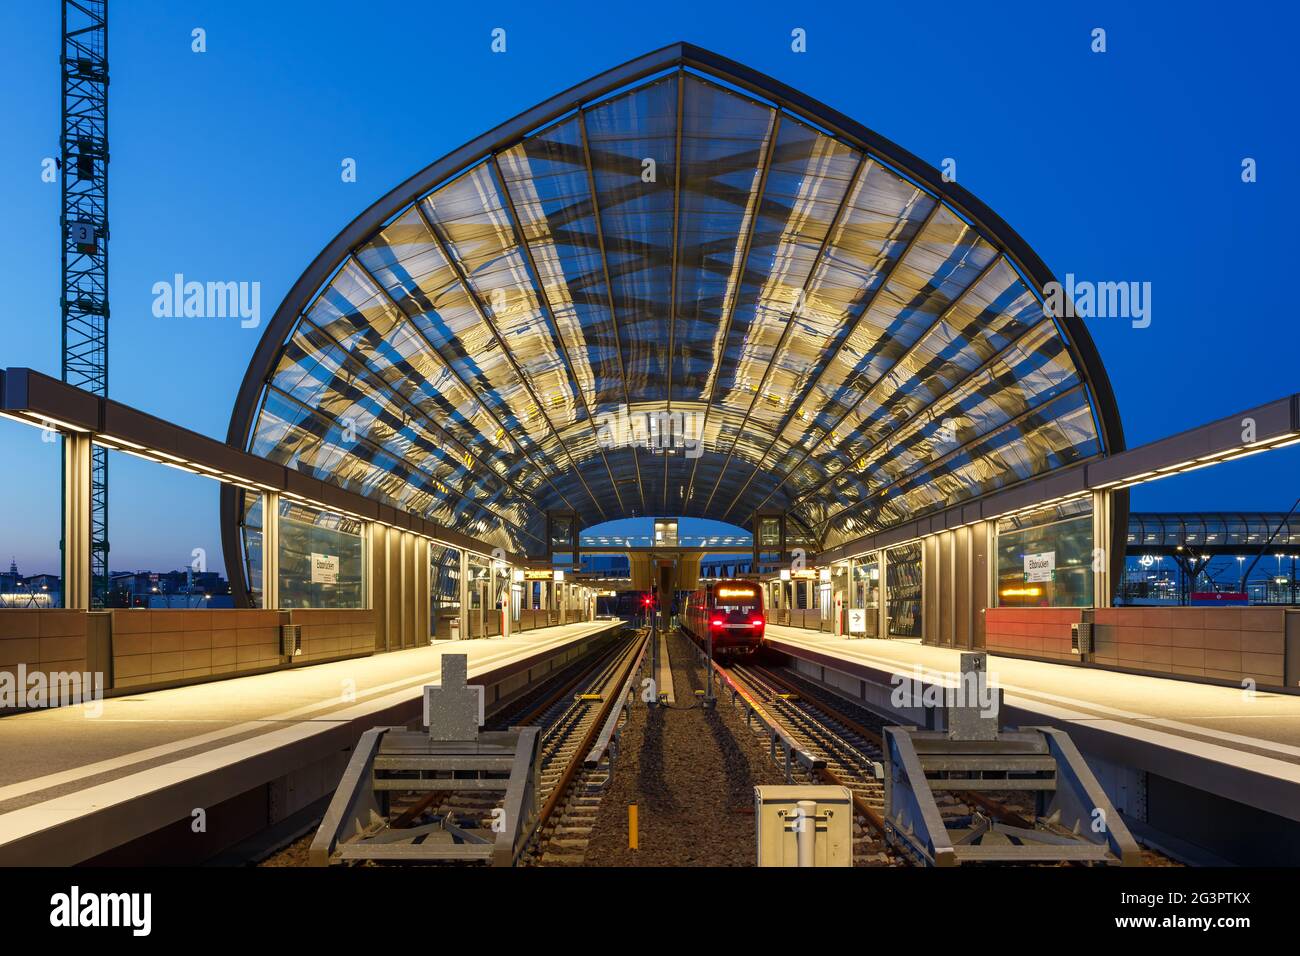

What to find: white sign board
left=311, top=553, right=340, bottom=585
left=848, top=608, right=867, bottom=635
left=1024, top=551, right=1055, bottom=583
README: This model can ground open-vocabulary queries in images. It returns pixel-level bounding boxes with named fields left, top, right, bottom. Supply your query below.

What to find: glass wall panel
left=831, top=562, right=849, bottom=630
left=851, top=555, right=880, bottom=636
left=886, top=543, right=922, bottom=638
left=431, top=545, right=461, bottom=639
left=996, top=499, right=1094, bottom=607
left=241, top=492, right=263, bottom=609
left=756, top=517, right=781, bottom=574
left=277, top=501, right=364, bottom=608
left=466, top=553, right=491, bottom=637
left=488, top=559, right=509, bottom=635
left=0, top=418, right=64, bottom=608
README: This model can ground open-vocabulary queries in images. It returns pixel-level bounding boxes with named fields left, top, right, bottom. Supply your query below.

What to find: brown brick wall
left=109, top=609, right=285, bottom=689
left=288, top=608, right=376, bottom=663
left=984, top=607, right=1083, bottom=662
left=0, top=610, right=91, bottom=709
left=983, top=606, right=1291, bottom=689
left=1094, top=606, right=1286, bottom=687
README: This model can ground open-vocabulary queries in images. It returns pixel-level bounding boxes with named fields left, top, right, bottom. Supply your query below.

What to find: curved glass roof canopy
left=228, top=44, right=1122, bottom=560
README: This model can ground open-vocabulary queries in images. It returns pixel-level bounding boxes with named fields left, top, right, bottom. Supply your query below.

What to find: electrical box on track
left=754, top=785, right=853, bottom=867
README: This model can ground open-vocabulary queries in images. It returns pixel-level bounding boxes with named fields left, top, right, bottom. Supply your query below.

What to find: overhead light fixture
left=0, top=411, right=90, bottom=433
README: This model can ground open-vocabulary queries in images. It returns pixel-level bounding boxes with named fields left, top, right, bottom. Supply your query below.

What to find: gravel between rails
left=581, top=629, right=786, bottom=866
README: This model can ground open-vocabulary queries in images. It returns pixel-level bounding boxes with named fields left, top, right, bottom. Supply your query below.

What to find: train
left=681, top=578, right=765, bottom=657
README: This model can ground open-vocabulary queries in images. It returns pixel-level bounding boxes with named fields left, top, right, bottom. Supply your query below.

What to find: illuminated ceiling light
left=1222, top=446, right=1271, bottom=462
left=1245, top=431, right=1297, bottom=448
left=112, top=446, right=165, bottom=465
left=100, top=433, right=147, bottom=449
left=141, top=449, right=187, bottom=463
left=0, top=411, right=89, bottom=433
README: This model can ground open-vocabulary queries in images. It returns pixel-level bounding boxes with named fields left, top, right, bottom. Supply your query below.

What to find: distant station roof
left=1128, top=513, right=1300, bottom=552
left=228, top=43, right=1122, bottom=557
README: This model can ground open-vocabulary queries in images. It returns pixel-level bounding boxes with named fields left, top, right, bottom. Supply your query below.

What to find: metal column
left=458, top=549, right=469, bottom=640
left=1092, top=489, right=1113, bottom=609
left=62, top=432, right=93, bottom=610
left=877, top=549, right=889, bottom=639
left=417, top=538, right=431, bottom=643
left=260, top=490, right=280, bottom=609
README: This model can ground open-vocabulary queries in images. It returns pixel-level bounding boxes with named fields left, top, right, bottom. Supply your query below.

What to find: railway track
left=711, top=653, right=1087, bottom=865
left=521, top=631, right=648, bottom=866
left=364, top=630, right=648, bottom=866
left=260, top=630, right=646, bottom=867
left=718, top=660, right=899, bottom=865
left=712, top=655, right=1174, bottom=866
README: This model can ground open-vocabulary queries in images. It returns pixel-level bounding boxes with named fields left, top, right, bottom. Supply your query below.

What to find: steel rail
left=584, top=634, right=650, bottom=768
left=521, top=630, right=650, bottom=862
left=745, top=662, right=1034, bottom=832
left=725, top=663, right=889, bottom=838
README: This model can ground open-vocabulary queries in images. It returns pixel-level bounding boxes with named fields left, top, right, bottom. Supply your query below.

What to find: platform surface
left=0, top=620, right=618, bottom=850
left=765, top=625, right=1300, bottom=821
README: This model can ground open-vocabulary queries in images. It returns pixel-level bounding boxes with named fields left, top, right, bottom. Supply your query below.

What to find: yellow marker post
left=629, top=804, right=639, bottom=850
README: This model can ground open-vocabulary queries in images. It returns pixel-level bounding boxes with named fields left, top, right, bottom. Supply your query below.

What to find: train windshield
left=713, top=586, right=760, bottom=617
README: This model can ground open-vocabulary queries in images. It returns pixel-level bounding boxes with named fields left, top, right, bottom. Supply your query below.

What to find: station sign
left=848, top=608, right=867, bottom=634
left=310, top=553, right=339, bottom=585
left=1024, top=551, right=1055, bottom=583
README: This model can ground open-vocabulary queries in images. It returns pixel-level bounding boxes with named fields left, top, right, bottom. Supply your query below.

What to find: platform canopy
left=228, top=43, right=1122, bottom=558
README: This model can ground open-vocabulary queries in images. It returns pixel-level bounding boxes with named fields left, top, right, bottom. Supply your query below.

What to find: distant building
left=108, top=568, right=232, bottom=609
left=0, top=562, right=61, bottom=608
left=0, top=559, right=20, bottom=593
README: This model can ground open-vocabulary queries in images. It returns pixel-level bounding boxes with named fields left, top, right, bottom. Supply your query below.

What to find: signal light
left=711, top=619, right=724, bottom=627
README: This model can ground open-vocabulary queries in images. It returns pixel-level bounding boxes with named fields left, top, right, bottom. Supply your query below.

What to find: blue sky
left=1, top=0, right=1297, bottom=575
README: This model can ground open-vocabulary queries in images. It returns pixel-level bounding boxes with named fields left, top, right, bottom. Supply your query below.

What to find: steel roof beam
left=701, top=151, right=871, bottom=517
left=349, top=254, right=583, bottom=516
left=414, top=200, right=609, bottom=523
left=576, top=107, right=649, bottom=516
left=681, top=109, right=783, bottom=508
left=487, top=152, right=628, bottom=517
left=732, top=250, right=1007, bottom=524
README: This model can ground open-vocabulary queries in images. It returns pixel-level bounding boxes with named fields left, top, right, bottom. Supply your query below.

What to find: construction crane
left=60, top=0, right=109, bottom=606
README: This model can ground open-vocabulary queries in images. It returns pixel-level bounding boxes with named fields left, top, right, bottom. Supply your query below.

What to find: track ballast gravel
left=582, top=629, right=785, bottom=866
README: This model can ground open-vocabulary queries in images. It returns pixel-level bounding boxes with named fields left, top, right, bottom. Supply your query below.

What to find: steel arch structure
left=222, top=43, right=1124, bottom=604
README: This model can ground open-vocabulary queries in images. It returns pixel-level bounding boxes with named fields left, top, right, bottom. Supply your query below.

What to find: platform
left=765, top=624, right=1300, bottom=863
left=0, top=620, right=622, bottom=865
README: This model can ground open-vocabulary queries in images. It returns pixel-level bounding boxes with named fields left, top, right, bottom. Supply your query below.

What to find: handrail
left=693, top=641, right=822, bottom=773
left=584, top=630, right=650, bottom=768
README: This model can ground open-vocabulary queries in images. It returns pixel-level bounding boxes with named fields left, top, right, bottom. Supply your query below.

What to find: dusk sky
left=1, top=0, right=1296, bottom=577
